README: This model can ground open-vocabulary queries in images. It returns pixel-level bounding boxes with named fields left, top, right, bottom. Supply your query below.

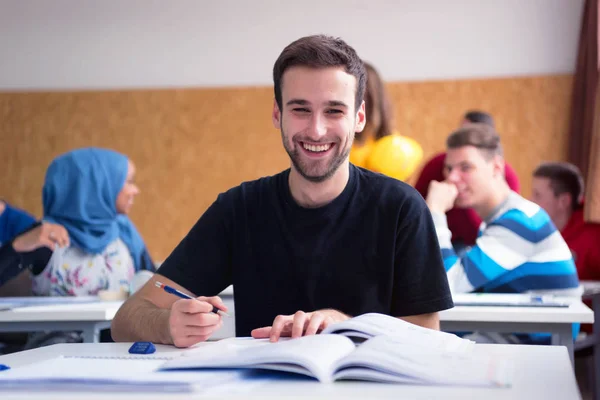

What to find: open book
left=161, top=313, right=511, bottom=387
left=321, top=312, right=473, bottom=351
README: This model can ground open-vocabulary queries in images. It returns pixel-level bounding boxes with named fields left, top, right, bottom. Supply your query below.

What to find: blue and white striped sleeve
left=430, top=208, right=574, bottom=294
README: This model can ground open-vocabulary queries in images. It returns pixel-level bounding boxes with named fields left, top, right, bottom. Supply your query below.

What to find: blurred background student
left=0, top=201, right=69, bottom=353
left=350, top=61, right=423, bottom=182
left=25, top=147, right=155, bottom=348
left=414, top=110, right=521, bottom=249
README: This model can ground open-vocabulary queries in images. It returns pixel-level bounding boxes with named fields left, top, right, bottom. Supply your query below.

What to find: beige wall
left=0, top=74, right=573, bottom=260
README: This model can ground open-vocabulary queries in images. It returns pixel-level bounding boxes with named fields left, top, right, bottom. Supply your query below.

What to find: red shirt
left=414, top=152, right=521, bottom=245
left=561, top=208, right=600, bottom=281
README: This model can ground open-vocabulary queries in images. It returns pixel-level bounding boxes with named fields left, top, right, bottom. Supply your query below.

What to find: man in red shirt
left=531, top=162, right=600, bottom=281
left=532, top=162, right=600, bottom=334
left=414, top=111, right=521, bottom=247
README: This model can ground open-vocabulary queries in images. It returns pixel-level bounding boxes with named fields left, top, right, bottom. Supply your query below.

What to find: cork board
left=0, top=75, right=573, bottom=260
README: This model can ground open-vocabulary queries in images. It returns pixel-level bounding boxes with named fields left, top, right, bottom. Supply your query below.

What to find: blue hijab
left=43, top=147, right=147, bottom=271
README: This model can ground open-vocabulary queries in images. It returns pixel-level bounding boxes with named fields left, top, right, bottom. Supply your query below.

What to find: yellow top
left=351, top=132, right=423, bottom=182
left=349, top=137, right=375, bottom=168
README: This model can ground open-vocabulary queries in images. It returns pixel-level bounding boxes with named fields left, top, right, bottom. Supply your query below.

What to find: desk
left=0, top=302, right=122, bottom=343
left=0, top=341, right=581, bottom=399
left=440, top=294, right=594, bottom=365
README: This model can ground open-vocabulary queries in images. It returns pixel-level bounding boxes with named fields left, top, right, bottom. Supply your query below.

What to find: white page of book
left=333, top=335, right=512, bottom=387
left=162, top=334, right=356, bottom=383
left=322, top=313, right=474, bottom=353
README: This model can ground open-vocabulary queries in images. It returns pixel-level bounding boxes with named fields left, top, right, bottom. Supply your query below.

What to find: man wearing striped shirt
left=424, top=123, right=580, bottom=298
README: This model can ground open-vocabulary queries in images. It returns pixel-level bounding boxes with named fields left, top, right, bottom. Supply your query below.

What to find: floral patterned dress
left=25, top=239, right=135, bottom=349
left=32, top=238, right=135, bottom=297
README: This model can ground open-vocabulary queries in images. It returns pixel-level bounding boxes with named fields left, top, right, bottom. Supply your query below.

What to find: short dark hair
left=446, top=123, right=503, bottom=159
left=533, top=162, right=584, bottom=210
left=273, top=35, right=367, bottom=112
left=464, top=110, right=495, bottom=127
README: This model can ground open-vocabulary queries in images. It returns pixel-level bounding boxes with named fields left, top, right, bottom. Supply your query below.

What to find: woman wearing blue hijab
left=31, top=147, right=154, bottom=298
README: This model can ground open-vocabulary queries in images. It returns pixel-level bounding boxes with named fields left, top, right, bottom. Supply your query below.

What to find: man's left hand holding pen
left=110, top=275, right=230, bottom=348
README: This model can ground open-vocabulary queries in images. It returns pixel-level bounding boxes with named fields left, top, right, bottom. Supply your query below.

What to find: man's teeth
left=303, top=143, right=331, bottom=152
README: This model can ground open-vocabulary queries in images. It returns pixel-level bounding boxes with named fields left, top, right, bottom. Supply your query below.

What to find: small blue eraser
left=128, top=341, right=156, bottom=354
left=0, top=364, right=10, bottom=371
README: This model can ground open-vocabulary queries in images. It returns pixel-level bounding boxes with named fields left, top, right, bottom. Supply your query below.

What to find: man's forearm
left=111, top=299, right=172, bottom=344
left=400, top=313, right=440, bottom=330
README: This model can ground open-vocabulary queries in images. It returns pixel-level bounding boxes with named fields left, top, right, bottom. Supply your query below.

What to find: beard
left=281, top=126, right=354, bottom=183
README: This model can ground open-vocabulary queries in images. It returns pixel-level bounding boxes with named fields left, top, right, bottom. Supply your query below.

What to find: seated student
left=532, top=162, right=600, bottom=281
left=0, top=200, right=38, bottom=292
left=349, top=62, right=393, bottom=167
left=0, top=218, right=69, bottom=290
left=111, top=34, right=453, bottom=348
left=349, top=62, right=422, bottom=181
left=425, top=124, right=580, bottom=342
left=425, top=123, right=579, bottom=295
left=532, top=162, right=600, bottom=334
left=0, top=201, right=69, bottom=292
left=0, top=200, right=36, bottom=246
left=415, top=111, right=521, bottom=248
left=24, top=147, right=154, bottom=348
left=0, top=203, right=68, bottom=354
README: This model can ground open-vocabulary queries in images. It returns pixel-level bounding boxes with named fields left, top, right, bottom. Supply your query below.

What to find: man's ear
left=557, top=192, right=573, bottom=211
left=492, top=155, right=505, bottom=178
left=355, top=100, right=366, bottom=133
left=272, top=99, right=282, bottom=129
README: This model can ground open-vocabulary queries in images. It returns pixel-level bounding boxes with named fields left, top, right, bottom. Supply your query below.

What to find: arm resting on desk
left=401, top=312, right=440, bottom=330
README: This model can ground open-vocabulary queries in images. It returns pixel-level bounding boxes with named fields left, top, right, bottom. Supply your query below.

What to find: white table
left=0, top=341, right=581, bottom=399
left=440, top=294, right=593, bottom=365
left=2, top=289, right=592, bottom=366
left=0, top=301, right=122, bottom=343
left=578, top=281, right=600, bottom=400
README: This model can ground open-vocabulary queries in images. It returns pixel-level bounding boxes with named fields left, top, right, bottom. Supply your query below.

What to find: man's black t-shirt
left=158, top=165, right=453, bottom=336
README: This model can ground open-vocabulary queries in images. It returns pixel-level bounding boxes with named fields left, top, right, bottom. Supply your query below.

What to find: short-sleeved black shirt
left=158, top=165, right=453, bottom=336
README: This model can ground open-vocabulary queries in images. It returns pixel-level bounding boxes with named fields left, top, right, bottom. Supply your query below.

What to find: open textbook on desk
left=161, top=313, right=512, bottom=387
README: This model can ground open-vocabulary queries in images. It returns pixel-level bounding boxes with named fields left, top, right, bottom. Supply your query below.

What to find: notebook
left=0, top=356, right=244, bottom=393
left=160, top=313, right=512, bottom=387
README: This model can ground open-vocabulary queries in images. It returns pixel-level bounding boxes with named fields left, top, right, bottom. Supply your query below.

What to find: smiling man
left=111, top=35, right=453, bottom=348
left=425, top=123, right=580, bottom=297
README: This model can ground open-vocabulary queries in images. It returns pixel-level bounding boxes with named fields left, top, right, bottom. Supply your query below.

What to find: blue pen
left=155, top=281, right=230, bottom=317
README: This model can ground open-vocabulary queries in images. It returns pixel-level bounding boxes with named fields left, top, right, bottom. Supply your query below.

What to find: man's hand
left=168, top=296, right=227, bottom=348
left=250, top=309, right=350, bottom=342
left=425, top=180, right=459, bottom=214
left=12, top=222, right=70, bottom=252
